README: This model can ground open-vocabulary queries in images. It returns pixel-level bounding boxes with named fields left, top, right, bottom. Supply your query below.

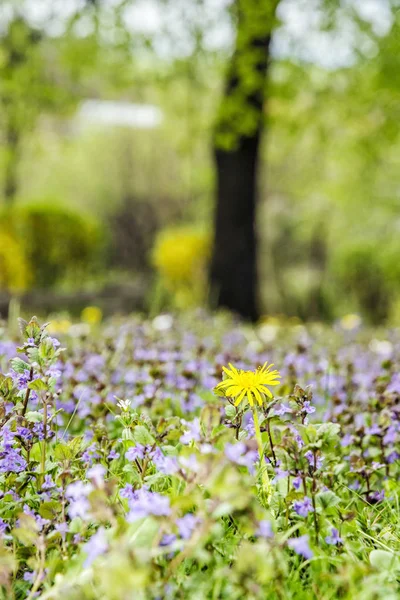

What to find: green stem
left=252, top=406, right=271, bottom=499
left=40, top=399, right=47, bottom=486
left=21, top=367, right=34, bottom=417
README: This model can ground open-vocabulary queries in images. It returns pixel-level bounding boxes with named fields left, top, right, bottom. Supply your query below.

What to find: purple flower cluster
left=120, top=485, right=171, bottom=521
left=225, top=442, right=258, bottom=474
left=0, top=427, right=27, bottom=473
left=293, top=496, right=314, bottom=517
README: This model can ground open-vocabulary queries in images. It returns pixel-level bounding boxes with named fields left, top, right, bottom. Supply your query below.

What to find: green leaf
left=316, top=422, right=341, bottom=441
left=10, top=358, right=30, bottom=374
left=54, top=443, right=72, bottom=461
left=316, top=490, right=341, bottom=510
left=68, top=517, right=83, bottom=534
left=39, top=501, right=61, bottom=520
left=68, top=436, right=82, bottom=457
left=144, top=472, right=170, bottom=486
left=26, top=347, right=41, bottom=365
left=302, top=424, right=317, bottom=442
left=28, top=379, right=48, bottom=392
left=25, top=411, right=42, bottom=423
left=18, top=318, right=28, bottom=337
left=30, top=442, right=42, bottom=462
left=370, top=550, right=399, bottom=571
left=225, top=404, right=236, bottom=419
left=133, top=425, right=155, bottom=446
left=39, top=338, right=56, bottom=360
left=0, top=375, right=15, bottom=399
left=25, top=317, right=41, bottom=342
left=12, top=514, right=39, bottom=546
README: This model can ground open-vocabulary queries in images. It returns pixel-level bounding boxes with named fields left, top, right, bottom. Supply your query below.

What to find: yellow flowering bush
left=0, top=232, right=30, bottom=294
left=81, top=306, right=103, bottom=325
left=151, top=226, right=211, bottom=308
left=47, top=318, right=72, bottom=334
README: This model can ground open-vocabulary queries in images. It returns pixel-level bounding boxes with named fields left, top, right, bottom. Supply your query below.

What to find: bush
left=333, top=240, right=391, bottom=323
left=151, top=225, right=211, bottom=309
left=0, top=232, right=30, bottom=293
left=1, top=202, right=105, bottom=289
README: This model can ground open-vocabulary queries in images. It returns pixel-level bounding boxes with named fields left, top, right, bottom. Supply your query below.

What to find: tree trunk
left=210, top=0, right=277, bottom=321
left=4, top=119, right=19, bottom=204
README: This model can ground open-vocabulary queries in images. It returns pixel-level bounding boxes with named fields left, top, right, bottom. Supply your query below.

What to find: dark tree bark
left=210, top=0, right=278, bottom=321
left=3, top=119, right=19, bottom=204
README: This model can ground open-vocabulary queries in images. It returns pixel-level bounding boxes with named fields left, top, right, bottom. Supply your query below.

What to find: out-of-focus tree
left=261, top=3, right=400, bottom=322
left=0, top=17, right=46, bottom=203
left=0, top=0, right=126, bottom=204
left=209, top=0, right=400, bottom=321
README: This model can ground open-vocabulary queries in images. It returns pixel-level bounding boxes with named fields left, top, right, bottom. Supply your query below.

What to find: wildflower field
left=1, top=313, right=400, bottom=600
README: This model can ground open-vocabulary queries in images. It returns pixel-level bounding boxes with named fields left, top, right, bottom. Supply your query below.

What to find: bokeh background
left=0, top=0, right=399, bottom=324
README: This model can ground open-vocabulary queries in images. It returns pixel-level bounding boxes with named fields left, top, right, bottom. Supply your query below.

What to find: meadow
left=0, top=312, right=399, bottom=599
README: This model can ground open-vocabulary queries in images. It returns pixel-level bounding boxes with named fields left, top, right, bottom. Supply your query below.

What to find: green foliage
left=333, top=241, right=390, bottom=324
left=0, top=202, right=105, bottom=289
left=0, top=0, right=398, bottom=322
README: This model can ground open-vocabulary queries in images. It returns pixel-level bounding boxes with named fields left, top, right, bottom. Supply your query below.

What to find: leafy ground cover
left=1, top=313, right=400, bottom=599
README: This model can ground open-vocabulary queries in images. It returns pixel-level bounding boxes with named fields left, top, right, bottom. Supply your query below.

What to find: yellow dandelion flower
left=215, top=362, right=281, bottom=407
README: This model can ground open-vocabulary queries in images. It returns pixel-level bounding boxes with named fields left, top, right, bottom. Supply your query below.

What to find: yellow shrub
left=0, top=233, right=30, bottom=294
left=152, top=226, right=211, bottom=307
left=81, top=306, right=103, bottom=325
left=47, top=319, right=72, bottom=334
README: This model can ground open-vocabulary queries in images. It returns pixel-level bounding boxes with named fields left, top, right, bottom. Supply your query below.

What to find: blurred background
left=0, top=0, right=399, bottom=324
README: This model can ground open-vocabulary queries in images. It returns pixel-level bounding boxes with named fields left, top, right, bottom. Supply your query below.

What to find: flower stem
left=266, top=419, right=277, bottom=466
left=40, top=398, right=47, bottom=486
left=21, top=367, right=34, bottom=417
left=252, top=406, right=271, bottom=499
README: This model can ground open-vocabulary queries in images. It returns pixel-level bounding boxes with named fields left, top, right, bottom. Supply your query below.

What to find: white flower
left=116, top=398, right=132, bottom=412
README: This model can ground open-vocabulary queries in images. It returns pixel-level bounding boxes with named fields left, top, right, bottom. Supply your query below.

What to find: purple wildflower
left=368, top=490, right=385, bottom=503
left=365, top=424, right=381, bottom=436
left=325, top=527, right=343, bottom=545
left=274, top=403, right=292, bottom=417
left=293, top=496, right=314, bottom=517
left=65, top=481, right=92, bottom=520
left=303, top=401, right=316, bottom=415
left=293, top=476, right=302, bottom=491
left=0, top=518, right=8, bottom=535
left=126, top=488, right=171, bottom=522
left=180, top=418, right=201, bottom=445
left=304, top=450, right=323, bottom=469
left=55, top=522, right=69, bottom=541
left=126, top=445, right=146, bottom=462
left=160, top=533, right=177, bottom=546
left=225, top=442, right=258, bottom=474
left=288, top=535, right=313, bottom=559
left=256, top=520, right=273, bottom=538
left=176, top=514, right=200, bottom=540
left=274, top=466, right=289, bottom=480
left=340, top=434, right=353, bottom=448
left=83, top=527, right=108, bottom=567
left=388, top=451, right=400, bottom=463
left=107, top=449, right=120, bottom=460
left=152, top=448, right=179, bottom=475
left=86, top=464, right=106, bottom=487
